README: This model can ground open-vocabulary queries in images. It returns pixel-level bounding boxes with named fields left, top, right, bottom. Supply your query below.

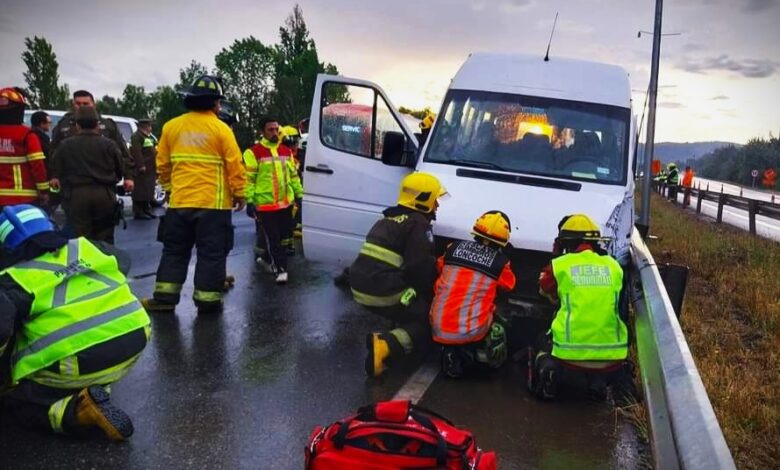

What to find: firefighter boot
left=365, top=333, right=392, bottom=377
left=223, top=275, right=236, bottom=291
left=141, top=297, right=176, bottom=313
left=73, top=386, right=134, bottom=441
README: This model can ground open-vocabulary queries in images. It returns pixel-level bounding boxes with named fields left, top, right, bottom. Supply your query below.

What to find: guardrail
left=654, top=182, right=780, bottom=235
left=630, top=229, right=736, bottom=469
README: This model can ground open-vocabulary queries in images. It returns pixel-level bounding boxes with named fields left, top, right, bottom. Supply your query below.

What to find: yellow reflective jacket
left=156, top=111, right=245, bottom=209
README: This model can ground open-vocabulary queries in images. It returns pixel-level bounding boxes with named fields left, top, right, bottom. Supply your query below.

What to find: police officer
left=129, top=118, right=157, bottom=219
left=530, top=214, right=629, bottom=400
left=51, top=90, right=134, bottom=193
left=142, top=75, right=245, bottom=314
left=350, top=172, right=448, bottom=377
left=0, top=204, right=150, bottom=441
left=49, top=106, right=128, bottom=244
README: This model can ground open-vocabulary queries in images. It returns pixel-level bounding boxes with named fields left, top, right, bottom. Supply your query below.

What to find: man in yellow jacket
left=142, top=75, right=245, bottom=314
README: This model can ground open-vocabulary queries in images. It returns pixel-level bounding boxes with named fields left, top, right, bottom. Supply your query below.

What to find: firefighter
left=0, top=87, right=49, bottom=210
left=0, top=204, right=150, bottom=441
left=244, top=117, right=302, bottom=284
left=142, top=75, right=246, bottom=314
left=431, top=211, right=516, bottom=378
left=530, top=214, right=629, bottom=400
left=418, top=111, right=436, bottom=145
left=129, top=118, right=158, bottom=220
left=351, top=172, right=448, bottom=377
left=666, top=162, right=680, bottom=202
left=280, top=125, right=303, bottom=244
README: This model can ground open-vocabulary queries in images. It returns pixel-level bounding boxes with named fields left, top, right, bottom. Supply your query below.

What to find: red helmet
left=0, top=87, right=27, bottom=109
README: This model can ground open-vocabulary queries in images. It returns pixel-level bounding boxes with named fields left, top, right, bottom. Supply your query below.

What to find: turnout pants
left=2, top=328, right=147, bottom=434
left=257, top=209, right=290, bottom=272
left=64, top=185, right=116, bottom=244
left=367, top=296, right=433, bottom=364
left=153, top=209, right=234, bottom=308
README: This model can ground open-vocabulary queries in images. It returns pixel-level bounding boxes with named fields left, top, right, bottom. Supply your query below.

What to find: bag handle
left=334, top=401, right=448, bottom=467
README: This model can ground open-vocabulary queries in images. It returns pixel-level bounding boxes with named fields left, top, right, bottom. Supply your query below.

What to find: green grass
left=647, top=194, right=779, bottom=469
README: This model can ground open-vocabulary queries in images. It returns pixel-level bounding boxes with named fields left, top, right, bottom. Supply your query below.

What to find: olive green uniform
left=129, top=129, right=157, bottom=215
left=50, top=133, right=128, bottom=244
left=51, top=111, right=134, bottom=175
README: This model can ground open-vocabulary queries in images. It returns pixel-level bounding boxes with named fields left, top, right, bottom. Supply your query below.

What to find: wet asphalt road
left=0, top=211, right=640, bottom=469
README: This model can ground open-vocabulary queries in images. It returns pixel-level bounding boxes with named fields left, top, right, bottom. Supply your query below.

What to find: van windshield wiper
left=446, top=159, right=507, bottom=172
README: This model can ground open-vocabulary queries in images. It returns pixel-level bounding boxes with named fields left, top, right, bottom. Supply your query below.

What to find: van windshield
left=424, top=90, right=630, bottom=185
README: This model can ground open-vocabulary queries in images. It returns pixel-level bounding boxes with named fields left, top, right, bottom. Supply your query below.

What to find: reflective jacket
left=430, top=240, right=515, bottom=344
left=156, top=111, right=245, bottom=210
left=244, top=138, right=302, bottom=211
left=549, top=249, right=627, bottom=361
left=682, top=169, right=694, bottom=187
left=667, top=168, right=680, bottom=185
left=0, top=237, right=150, bottom=384
left=0, top=125, right=48, bottom=206
left=349, top=206, right=438, bottom=307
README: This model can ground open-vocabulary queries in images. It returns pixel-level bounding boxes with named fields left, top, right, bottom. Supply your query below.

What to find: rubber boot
left=141, top=297, right=176, bottom=313
left=365, top=333, right=391, bottom=377
left=73, top=386, right=134, bottom=441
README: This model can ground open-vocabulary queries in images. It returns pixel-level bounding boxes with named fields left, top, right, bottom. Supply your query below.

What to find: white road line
left=392, top=360, right=440, bottom=404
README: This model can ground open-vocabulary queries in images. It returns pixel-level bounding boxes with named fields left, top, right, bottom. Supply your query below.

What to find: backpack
left=305, top=400, right=497, bottom=469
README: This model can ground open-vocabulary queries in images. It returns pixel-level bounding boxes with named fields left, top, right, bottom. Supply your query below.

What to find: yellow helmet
left=472, top=211, right=511, bottom=246
left=280, top=125, right=299, bottom=138
left=558, top=213, right=602, bottom=241
left=419, top=112, right=436, bottom=131
left=397, top=172, right=447, bottom=213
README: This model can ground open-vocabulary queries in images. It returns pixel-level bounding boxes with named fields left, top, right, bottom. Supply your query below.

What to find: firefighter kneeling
left=530, top=213, right=630, bottom=401
left=0, top=204, right=150, bottom=441
left=350, top=172, right=447, bottom=377
left=430, top=211, right=516, bottom=378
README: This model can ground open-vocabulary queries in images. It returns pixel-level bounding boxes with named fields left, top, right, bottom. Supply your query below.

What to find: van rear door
left=302, top=75, right=418, bottom=266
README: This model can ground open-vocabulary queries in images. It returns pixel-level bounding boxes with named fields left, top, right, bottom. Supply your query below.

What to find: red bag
left=305, top=400, right=497, bottom=469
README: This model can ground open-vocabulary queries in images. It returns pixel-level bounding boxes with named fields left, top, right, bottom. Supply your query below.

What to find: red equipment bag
left=305, top=400, right=497, bottom=469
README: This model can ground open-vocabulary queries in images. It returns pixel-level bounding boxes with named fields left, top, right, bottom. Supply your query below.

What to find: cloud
left=710, top=95, right=729, bottom=100
left=659, top=101, right=685, bottom=108
left=472, top=0, right=533, bottom=12
left=676, top=55, right=778, bottom=78
left=743, top=0, right=778, bottom=12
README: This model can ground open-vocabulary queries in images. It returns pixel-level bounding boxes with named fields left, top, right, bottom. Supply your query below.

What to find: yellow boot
left=365, top=333, right=391, bottom=377
left=141, top=297, right=175, bottom=313
left=74, top=386, right=134, bottom=441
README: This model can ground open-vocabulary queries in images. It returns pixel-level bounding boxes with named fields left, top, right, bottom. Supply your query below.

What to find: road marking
left=392, top=359, right=440, bottom=404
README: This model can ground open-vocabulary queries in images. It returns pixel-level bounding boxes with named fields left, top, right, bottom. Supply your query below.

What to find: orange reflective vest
left=430, top=240, right=516, bottom=344
left=763, top=168, right=777, bottom=188
left=682, top=169, right=694, bottom=187
left=0, top=125, right=48, bottom=206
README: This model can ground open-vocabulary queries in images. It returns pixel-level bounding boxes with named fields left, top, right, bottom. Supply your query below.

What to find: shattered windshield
left=424, top=90, right=630, bottom=185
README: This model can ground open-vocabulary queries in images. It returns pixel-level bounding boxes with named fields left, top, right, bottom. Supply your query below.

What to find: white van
left=302, top=53, right=636, bottom=308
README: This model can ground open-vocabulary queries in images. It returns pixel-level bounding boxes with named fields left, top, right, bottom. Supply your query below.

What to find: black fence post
left=717, top=193, right=726, bottom=223
left=697, top=190, right=704, bottom=214
left=748, top=200, right=758, bottom=235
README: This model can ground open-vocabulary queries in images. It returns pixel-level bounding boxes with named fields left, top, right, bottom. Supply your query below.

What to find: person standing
left=129, top=118, right=157, bottom=220
left=29, top=111, right=52, bottom=160
left=244, top=117, right=302, bottom=284
left=0, top=87, right=49, bottom=210
left=49, top=107, right=128, bottom=244
left=666, top=162, right=680, bottom=202
left=681, top=166, right=695, bottom=207
left=142, top=75, right=245, bottom=314
left=350, top=172, right=448, bottom=377
left=0, top=204, right=150, bottom=441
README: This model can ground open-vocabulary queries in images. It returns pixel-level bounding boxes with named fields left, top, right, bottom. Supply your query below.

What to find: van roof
left=451, top=53, right=631, bottom=108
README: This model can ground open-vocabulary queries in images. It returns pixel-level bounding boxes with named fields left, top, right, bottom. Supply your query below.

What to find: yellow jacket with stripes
left=156, top=111, right=245, bottom=209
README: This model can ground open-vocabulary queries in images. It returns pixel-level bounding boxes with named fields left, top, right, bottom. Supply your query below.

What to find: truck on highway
left=302, top=52, right=636, bottom=315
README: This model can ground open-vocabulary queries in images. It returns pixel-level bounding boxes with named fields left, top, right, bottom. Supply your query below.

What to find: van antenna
left=544, top=12, right=559, bottom=62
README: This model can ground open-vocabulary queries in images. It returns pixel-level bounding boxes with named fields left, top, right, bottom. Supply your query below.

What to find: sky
left=1, top=0, right=779, bottom=144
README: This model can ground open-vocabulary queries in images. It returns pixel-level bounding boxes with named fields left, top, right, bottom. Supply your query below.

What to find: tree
left=149, top=85, right=184, bottom=135
left=270, top=5, right=346, bottom=123
left=119, top=84, right=153, bottom=119
left=96, top=95, right=120, bottom=115
left=177, top=60, right=209, bottom=92
left=21, top=36, right=69, bottom=109
left=215, top=37, right=276, bottom=148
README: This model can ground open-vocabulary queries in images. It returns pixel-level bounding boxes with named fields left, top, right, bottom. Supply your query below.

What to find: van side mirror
left=381, top=131, right=417, bottom=167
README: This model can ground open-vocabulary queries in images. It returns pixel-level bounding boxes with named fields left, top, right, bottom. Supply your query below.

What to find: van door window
left=320, top=82, right=407, bottom=161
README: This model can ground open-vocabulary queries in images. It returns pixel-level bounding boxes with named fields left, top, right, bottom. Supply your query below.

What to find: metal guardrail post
left=716, top=193, right=726, bottom=222
left=696, top=190, right=704, bottom=214
left=748, top=200, right=758, bottom=235
left=630, top=230, right=736, bottom=469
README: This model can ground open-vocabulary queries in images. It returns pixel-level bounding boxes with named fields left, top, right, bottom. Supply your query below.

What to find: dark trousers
left=257, top=209, right=290, bottom=272
left=367, top=296, right=433, bottom=361
left=2, top=328, right=146, bottom=433
left=154, top=209, right=234, bottom=307
left=64, top=185, right=116, bottom=244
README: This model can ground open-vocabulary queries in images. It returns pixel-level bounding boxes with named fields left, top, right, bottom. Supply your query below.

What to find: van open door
left=302, top=75, right=419, bottom=266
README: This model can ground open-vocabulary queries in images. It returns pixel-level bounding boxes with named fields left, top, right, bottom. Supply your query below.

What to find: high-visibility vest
left=430, top=240, right=515, bottom=344
left=0, top=124, right=48, bottom=206
left=1, top=237, right=150, bottom=384
left=550, top=250, right=627, bottom=361
left=244, top=139, right=303, bottom=212
left=667, top=168, right=680, bottom=185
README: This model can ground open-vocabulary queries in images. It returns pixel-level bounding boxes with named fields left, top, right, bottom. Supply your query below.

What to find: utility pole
left=638, top=0, right=664, bottom=231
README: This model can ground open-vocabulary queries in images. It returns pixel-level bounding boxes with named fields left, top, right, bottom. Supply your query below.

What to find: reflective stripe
left=565, top=293, right=572, bottom=343
left=13, top=164, right=22, bottom=189
left=31, top=352, right=141, bottom=389
left=48, top=395, right=73, bottom=434
left=35, top=181, right=50, bottom=190
left=0, top=208, right=52, bottom=243
left=170, top=153, right=224, bottom=165
left=143, top=138, right=154, bottom=148
left=360, top=243, right=403, bottom=268
left=614, top=292, right=621, bottom=342
left=389, top=328, right=413, bottom=355
left=13, top=300, right=145, bottom=364
left=458, top=272, right=482, bottom=335
left=155, top=282, right=182, bottom=294
left=0, top=340, right=6, bottom=357
left=193, top=290, right=222, bottom=302
left=59, top=356, right=79, bottom=378
left=351, top=288, right=404, bottom=307
left=553, top=341, right=628, bottom=350
left=435, top=323, right=491, bottom=343
left=0, top=188, right=37, bottom=196
left=27, top=151, right=45, bottom=161
left=0, top=156, right=29, bottom=164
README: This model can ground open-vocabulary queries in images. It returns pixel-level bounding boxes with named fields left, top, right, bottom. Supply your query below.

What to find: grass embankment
left=647, top=193, right=779, bottom=469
